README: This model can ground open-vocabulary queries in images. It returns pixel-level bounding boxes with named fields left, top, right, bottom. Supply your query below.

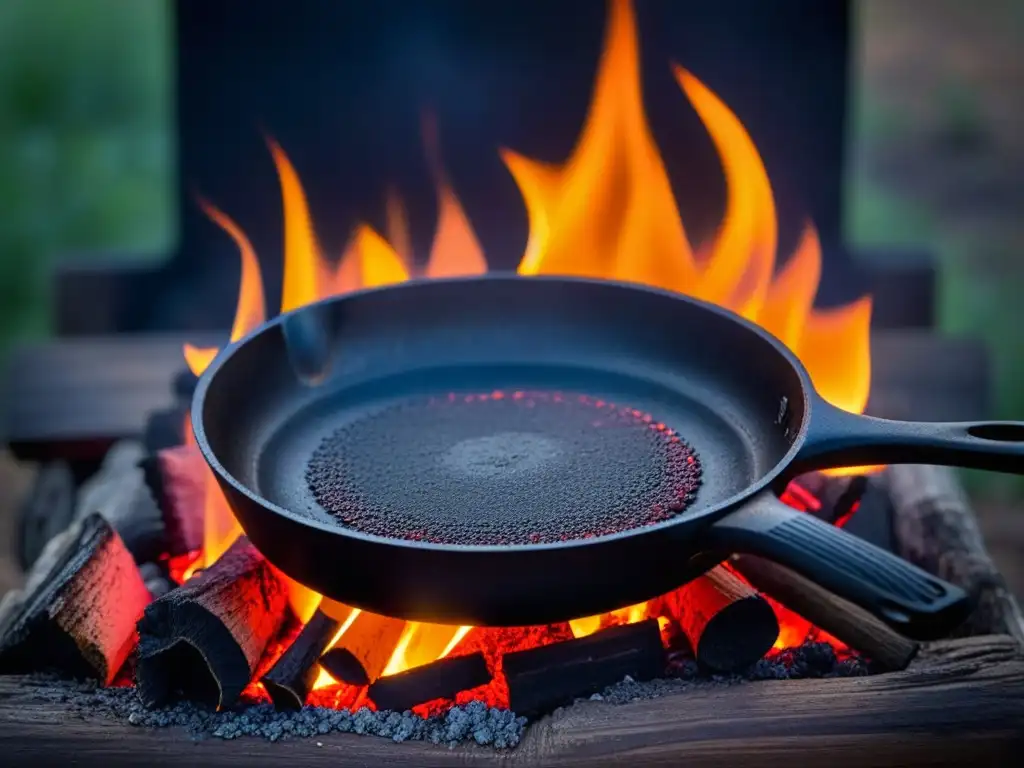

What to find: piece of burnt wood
left=73, top=441, right=166, bottom=563
left=730, top=554, right=919, bottom=671
left=16, top=460, right=77, bottom=571
left=143, top=405, right=189, bottom=453
left=368, top=651, right=491, bottom=712
left=261, top=609, right=343, bottom=709
left=139, top=444, right=206, bottom=556
left=0, top=513, right=150, bottom=685
left=0, top=635, right=1021, bottom=766
left=318, top=612, right=407, bottom=686
left=137, top=563, right=174, bottom=600
left=788, top=472, right=868, bottom=526
left=887, top=464, right=1024, bottom=644
left=504, top=619, right=665, bottom=717
left=136, top=536, right=288, bottom=709
left=666, top=565, right=779, bottom=671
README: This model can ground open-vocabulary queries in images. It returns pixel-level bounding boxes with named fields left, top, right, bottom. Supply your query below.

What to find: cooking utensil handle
left=792, top=396, right=1024, bottom=476
left=704, top=493, right=970, bottom=640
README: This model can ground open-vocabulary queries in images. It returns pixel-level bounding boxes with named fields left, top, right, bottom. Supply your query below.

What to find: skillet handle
left=703, top=493, right=970, bottom=641
left=791, top=396, right=1024, bottom=476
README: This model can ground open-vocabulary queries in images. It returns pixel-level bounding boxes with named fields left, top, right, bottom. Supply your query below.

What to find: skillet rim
left=190, top=273, right=816, bottom=554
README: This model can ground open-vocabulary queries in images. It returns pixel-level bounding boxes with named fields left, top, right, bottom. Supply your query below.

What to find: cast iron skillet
left=192, top=276, right=1024, bottom=640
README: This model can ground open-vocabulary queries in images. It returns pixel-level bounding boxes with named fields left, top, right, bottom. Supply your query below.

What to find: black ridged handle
left=703, top=493, right=970, bottom=640
left=790, top=396, right=1024, bottom=477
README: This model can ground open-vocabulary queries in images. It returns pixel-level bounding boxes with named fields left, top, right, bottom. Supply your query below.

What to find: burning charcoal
left=666, top=564, right=779, bottom=672
left=139, top=444, right=206, bottom=556
left=369, top=652, right=491, bottom=713
left=787, top=472, right=868, bottom=526
left=503, top=619, right=664, bottom=717
left=74, top=440, right=166, bottom=564
left=317, top=611, right=407, bottom=686
left=730, top=554, right=919, bottom=671
left=0, top=513, right=151, bottom=685
left=137, top=562, right=174, bottom=600
left=136, top=536, right=288, bottom=709
left=16, top=459, right=77, bottom=571
left=261, top=609, right=344, bottom=709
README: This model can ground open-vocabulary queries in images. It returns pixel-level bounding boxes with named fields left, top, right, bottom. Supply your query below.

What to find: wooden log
left=136, top=536, right=288, bottom=709
left=503, top=619, right=665, bottom=717
left=317, top=612, right=407, bottom=686
left=261, top=609, right=343, bottom=710
left=368, top=652, right=491, bottom=712
left=665, top=565, right=779, bottom=671
left=886, top=464, right=1024, bottom=643
left=139, top=444, right=206, bottom=556
left=0, top=513, right=150, bottom=685
left=730, top=554, right=919, bottom=671
left=75, top=440, right=166, bottom=563
left=16, top=459, right=77, bottom=571
left=0, top=635, right=1022, bottom=766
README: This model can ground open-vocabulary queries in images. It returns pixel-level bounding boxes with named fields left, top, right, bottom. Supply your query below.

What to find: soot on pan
left=305, top=391, right=702, bottom=545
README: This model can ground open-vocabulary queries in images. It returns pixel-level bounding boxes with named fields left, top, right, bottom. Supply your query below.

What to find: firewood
left=503, top=619, right=664, bottom=717
left=261, top=609, right=344, bottom=709
left=75, top=440, right=166, bottom=563
left=666, top=565, right=779, bottom=672
left=139, top=444, right=206, bottom=556
left=369, top=652, right=491, bottom=712
left=887, top=465, right=1024, bottom=643
left=0, top=513, right=150, bottom=685
left=730, top=554, right=919, bottom=671
left=16, top=460, right=77, bottom=571
left=317, top=612, right=407, bottom=686
left=136, top=536, right=288, bottom=709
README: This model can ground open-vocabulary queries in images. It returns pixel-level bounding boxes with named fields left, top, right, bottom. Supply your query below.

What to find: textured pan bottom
left=305, top=389, right=703, bottom=545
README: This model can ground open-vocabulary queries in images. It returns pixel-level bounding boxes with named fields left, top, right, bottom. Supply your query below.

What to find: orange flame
left=184, top=0, right=874, bottom=677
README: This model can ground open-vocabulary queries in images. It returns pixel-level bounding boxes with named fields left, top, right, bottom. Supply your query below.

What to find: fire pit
left=2, top=1, right=1024, bottom=765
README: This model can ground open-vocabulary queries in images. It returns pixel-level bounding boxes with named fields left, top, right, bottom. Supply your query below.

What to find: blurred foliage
left=0, top=0, right=173, bottom=349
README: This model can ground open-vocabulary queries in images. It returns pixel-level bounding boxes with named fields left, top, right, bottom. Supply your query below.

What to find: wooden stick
left=368, top=652, right=491, bottom=712
left=317, top=612, right=407, bottom=686
left=664, top=565, right=779, bottom=672
left=886, top=465, right=1024, bottom=644
left=0, top=513, right=150, bottom=685
left=503, top=619, right=665, bottom=717
left=261, top=609, right=343, bottom=709
left=139, top=444, right=206, bottom=557
left=136, top=536, right=288, bottom=709
left=730, top=554, right=919, bottom=671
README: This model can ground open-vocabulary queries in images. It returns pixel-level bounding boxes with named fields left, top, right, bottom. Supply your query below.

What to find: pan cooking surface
left=305, top=390, right=703, bottom=545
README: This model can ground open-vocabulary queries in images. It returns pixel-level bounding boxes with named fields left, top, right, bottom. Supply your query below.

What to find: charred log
left=665, top=565, right=779, bottom=672
left=16, top=460, right=77, bottom=571
left=730, top=554, right=919, bottom=671
left=503, top=619, right=664, bottom=717
left=74, top=441, right=166, bottom=563
left=261, top=609, right=343, bottom=710
left=0, top=513, right=150, bottom=685
left=317, top=612, right=406, bottom=686
left=139, top=444, right=205, bottom=557
left=368, top=652, right=491, bottom=712
left=887, top=464, right=1024, bottom=643
left=136, top=536, right=288, bottom=709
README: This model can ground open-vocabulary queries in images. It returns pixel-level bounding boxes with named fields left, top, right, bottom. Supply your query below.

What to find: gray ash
left=20, top=677, right=526, bottom=748
left=14, top=642, right=867, bottom=748
left=597, top=642, right=870, bottom=704
left=306, top=391, right=702, bottom=545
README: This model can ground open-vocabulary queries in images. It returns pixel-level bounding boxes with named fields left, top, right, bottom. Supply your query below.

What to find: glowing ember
left=181, top=0, right=876, bottom=689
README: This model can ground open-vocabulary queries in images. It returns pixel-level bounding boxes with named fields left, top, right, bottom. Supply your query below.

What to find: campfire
left=0, top=0, right=934, bottom=745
